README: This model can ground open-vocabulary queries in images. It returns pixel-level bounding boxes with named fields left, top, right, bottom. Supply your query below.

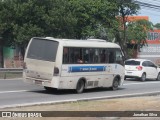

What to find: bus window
left=89, top=48, right=94, bottom=63
left=63, top=47, right=69, bottom=64
left=100, top=49, right=105, bottom=63
left=115, top=49, right=124, bottom=66
left=93, top=49, right=100, bottom=63
left=100, top=49, right=109, bottom=63
left=27, top=38, right=59, bottom=62
left=82, top=48, right=95, bottom=64
left=108, top=48, right=124, bottom=65
left=83, top=48, right=89, bottom=63
left=70, top=48, right=83, bottom=64
left=108, top=49, right=115, bottom=63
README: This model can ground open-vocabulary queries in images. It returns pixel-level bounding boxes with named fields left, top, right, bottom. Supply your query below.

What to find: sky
left=138, top=8, right=160, bottom=24
left=137, top=0, right=160, bottom=24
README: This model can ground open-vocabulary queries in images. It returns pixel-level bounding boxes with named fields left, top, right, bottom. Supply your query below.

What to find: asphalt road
left=0, top=79, right=160, bottom=108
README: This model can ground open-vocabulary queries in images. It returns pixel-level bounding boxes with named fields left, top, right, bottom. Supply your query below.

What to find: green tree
left=127, top=20, right=153, bottom=57
left=0, top=0, right=76, bottom=65
left=0, top=0, right=15, bottom=67
left=113, top=0, right=140, bottom=59
left=67, top=0, right=118, bottom=39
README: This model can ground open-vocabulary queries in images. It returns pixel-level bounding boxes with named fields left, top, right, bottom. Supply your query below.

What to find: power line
left=139, top=9, right=160, bottom=16
left=152, top=0, right=160, bottom=3
left=135, top=0, right=160, bottom=12
left=135, top=1, right=160, bottom=8
left=136, top=0, right=160, bottom=4
left=135, top=0, right=160, bottom=23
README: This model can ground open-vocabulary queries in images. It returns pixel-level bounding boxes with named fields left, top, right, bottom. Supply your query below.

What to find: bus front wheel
left=111, top=77, right=119, bottom=90
left=76, top=79, right=85, bottom=93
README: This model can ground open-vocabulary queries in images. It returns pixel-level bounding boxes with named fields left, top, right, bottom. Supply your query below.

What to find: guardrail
left=0, top=68, right=23, bottom=79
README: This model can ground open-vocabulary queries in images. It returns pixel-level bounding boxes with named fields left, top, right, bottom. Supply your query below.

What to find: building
left=3, top=46, right=23, bottom=68
left=138, top=30, right=160, bottom=65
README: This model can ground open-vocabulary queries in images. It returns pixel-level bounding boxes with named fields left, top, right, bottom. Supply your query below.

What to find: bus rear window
left=27, top=38, right=59, bottom=62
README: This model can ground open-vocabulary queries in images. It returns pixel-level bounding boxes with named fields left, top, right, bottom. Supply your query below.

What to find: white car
left=125, top=59, right=160, bottom=81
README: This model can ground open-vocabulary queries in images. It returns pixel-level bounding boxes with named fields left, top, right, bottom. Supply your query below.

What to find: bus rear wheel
left=76, top=80, right=85, bottom=93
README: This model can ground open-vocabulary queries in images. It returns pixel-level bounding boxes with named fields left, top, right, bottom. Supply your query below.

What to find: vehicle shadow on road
left=125, top=78, right=157, bottom=82
left=27, top=87, right=125, bottom=95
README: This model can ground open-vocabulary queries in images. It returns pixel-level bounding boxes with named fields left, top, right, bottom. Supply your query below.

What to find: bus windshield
left=27, top=38, right=59, bottom=62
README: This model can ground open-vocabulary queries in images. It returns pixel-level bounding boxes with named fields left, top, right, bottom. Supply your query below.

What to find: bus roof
left=33, top=37, right=120, bottom=48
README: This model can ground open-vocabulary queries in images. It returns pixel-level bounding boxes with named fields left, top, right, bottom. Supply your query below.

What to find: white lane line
left=123, top=81, right=160, bottom=86
left=0, top=90, right=29, bottom=94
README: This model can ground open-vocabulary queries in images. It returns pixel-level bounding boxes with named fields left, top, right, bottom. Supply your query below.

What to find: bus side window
left=109, top=51, right=115, bottom=63
left=100, top=49, right=106, bottom=63
left=93, top=49, right=99, bottom=63
left=82, top=48, right=94, bottom=64
left=115, top=49, right=124, bottom=66
left=105, top=50, right=109, bottom=63
left=100, top=49, right=109, bottom=63
left=72, top=48, right=83, bottom=64
left=89, top=48, right=94, bottom=63
left=83, top=49, right=89, bottom=63
left=63, top=47, right=69, bottom=64
left=108, top=48, right=124, bottom=65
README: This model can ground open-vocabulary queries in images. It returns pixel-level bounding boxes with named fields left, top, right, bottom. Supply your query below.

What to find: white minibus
left=23, top=37, right=125, bottom=93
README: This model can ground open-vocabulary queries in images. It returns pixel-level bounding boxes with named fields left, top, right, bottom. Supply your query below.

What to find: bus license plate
left=35, top=80, right=42, bottom=85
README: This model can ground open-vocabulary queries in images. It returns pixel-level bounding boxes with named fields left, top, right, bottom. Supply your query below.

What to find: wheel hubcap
left=77, top=81, right=84, bottom=91
left=114, top=80, right=118, bottom=88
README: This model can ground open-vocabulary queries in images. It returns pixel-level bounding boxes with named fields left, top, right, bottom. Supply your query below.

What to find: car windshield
left=125, top=60, right=140, bottom=66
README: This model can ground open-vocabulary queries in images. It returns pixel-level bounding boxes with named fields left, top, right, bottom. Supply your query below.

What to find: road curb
left=77, top=91, right=160, bottom=102
left=0, top=78, right=22, bottom=80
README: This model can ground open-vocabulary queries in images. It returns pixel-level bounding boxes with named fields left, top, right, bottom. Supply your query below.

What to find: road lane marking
left=123, top=81, right=160, bottom=86
left=0, top=90, right=29, bottom=94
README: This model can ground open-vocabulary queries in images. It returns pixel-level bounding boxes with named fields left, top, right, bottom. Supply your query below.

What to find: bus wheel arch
left=111, top=75, right=120, bottom=91
left=76, top=78, right=86, bottom=94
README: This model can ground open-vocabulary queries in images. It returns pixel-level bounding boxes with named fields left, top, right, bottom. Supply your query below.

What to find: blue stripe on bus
left=68, top=66, right=106, bottom=72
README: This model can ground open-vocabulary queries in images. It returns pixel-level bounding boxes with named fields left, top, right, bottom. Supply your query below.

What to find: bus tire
left=111, top=77, right=119, bottom=91
left=76, top=79, right=85, bottom=94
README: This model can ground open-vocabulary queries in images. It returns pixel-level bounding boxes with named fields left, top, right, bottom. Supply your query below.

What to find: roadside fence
left=0, top=68, right=23, bottom=79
